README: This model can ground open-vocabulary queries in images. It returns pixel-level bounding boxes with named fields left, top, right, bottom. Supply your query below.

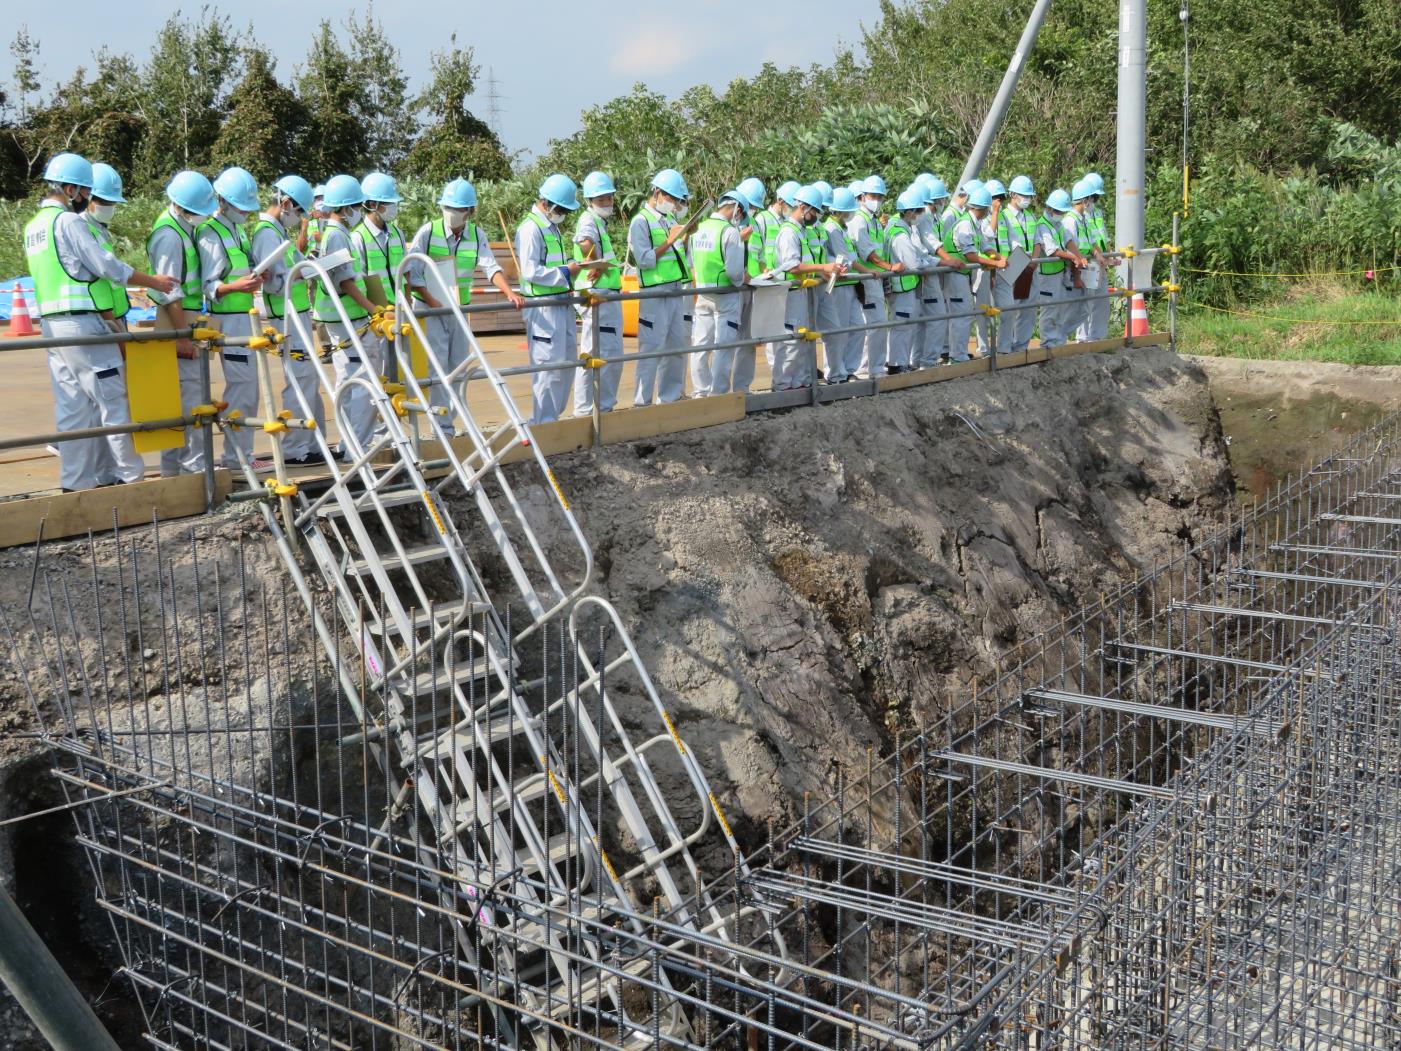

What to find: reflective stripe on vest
left=637, top=207, right=688, bottom=287
left=1037, top=216, right=1067, bottom=274
left=761, top=208, right=783, bottom=271
left=862, top=213, right=889, bottom=263
left=522, top=211, right=569, bottom=297
left=572, top=214, right=622, bottom=290
left=1089, top=208, right=1110, bottom=251
left=691, top=217, right=737, bottom=289
left=1066, top=211, right=1092, bottom=252
left=312, top=221, right=368, bottom=322
left=804, top=222, right=827, bottom=267
left=353, top=219, right=406, bottom=293
left=779, top=219, right=816, bottom=282
left=86, top=219, right=130, bottom=318
left=201, top=214, right=253, bottom=314
left=943, top=209, right=973, bottom=257
left=996, top=209, right=1035, bottom=255
left=884, top=218, right=920, bottom=293
left=426, top=219, right=480, bottom=304
left=307, top=218, right=325, bottom=257
left=24, top=205, right=98, bottom=316
left=824, top=219, right=859, bottom=286
left=147, top=210, right=204, bottom=311
left=253, top=219, right=310, bottom=318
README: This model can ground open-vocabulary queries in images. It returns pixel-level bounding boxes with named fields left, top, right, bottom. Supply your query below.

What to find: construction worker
left=946, top=185, right=1005, bottom=361
left=311, top=174, right=382, bottom=458
left=690, top=191, right=749, bottom=397
left=1062, top=181, right=1096, bottom=342
left=914, top=176, right=954, bottom=367
left=773, top=185, right=845, bottom=390
left=254, top=175, right=324, bottom=465
left=197, top=166, right=267, bottom=470
left=354, top=172, right=406, bottom=306
left=973, top=179, right=1007, bottom=356
left=407, top=179, right=523, bottom=431
left=849, top=175, right=903, bottom=379
left=24, top=153, right=177, bottom=491
left=147, top=171, right=215, bottom=478
left=764, top=181, right=798, bottom=272
left=992, top=175, right=1039, bottom=355
left=86, top=164, right=131, bottom=336
left=823, top=188, right=867, bottom=382
left=940, top=181, right=981, bottom=362
left=518, top=173, right=597, bottom=424
left=884, top=188, right=928, bottom=374
left=307, top=185, right=327, bottom=256
left=572, top=171, right=625, bottom=416
left=1035, top=189, right=1085, bottom=349
left=628, top=169, right=692, bottom=406
left=735, top=177, right=769, bottom=393
left=1078, top=172, right=1113, bottom=340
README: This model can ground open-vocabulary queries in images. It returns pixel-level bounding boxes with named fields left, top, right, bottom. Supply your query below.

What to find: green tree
left=212, top=46, right=308, bottom=181
left=401, top=39, right=511, bottom=184
left=296, top=20, right=369, bottom=179
left=347, top=5, right=411, bottom=170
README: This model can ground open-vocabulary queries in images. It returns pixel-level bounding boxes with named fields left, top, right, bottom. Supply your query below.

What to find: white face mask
left=224, top=205, right=249, bottom=225
left=590, top=203, right=614, bottom=219
left=380, top=202, right=399, bottom=221
left=442, top=207, right=468, bottom=230
left=344, top=207, right=362, bottom=228
left=90, top=202, right=116, bottom=223
left=862, top=197, right=881, bottom=215
left=547, top=207, right=569, bottom=226
left=281, top=205, right=301, bottom=229
left=654, top=198, right=675, bottom=216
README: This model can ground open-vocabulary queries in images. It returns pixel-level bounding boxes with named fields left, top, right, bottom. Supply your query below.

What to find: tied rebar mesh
left=5, top=407, right=1401, bottom=1049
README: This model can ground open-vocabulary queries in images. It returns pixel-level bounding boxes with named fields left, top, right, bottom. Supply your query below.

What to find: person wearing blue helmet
left=148, top=170, right=218, bottom=479
left=254, top=175, right=324, bottom=464
left=1034, top=189, right=1086, bottom=348
left=353, top=172, right=406, bottom=309
left=689, top=192, right=749, bottom=397
left=990, top=175, right=1039, bottom=356
left=944, top=186, right=1006, bottom=361
left=1081, top=172, right=1113, bottom=339
left=307, top=184, right=327, bottom=257
left=913, top=178, right=953, bottom=368
left=197, top=166, right=270, bottom=470
left=627, top=169, right=694, bottom=406
left=883, top=188, right=931, bottom=374
left=24, top=153, right=178, bottom=491
left=773, top=185, right=846, bottom=390
left=572, top=171, right=625, bottom=417
left=518, top=173, right=602, bottom=423
left=1063, top=180, right=1100, bottom=343
left=972, top=180, right=1007, bottom=356
left=820, top=188, right=868, bottom=383
left=85, top=164, right=131, bottom=332
left=848, top=174, right=903, bottom=379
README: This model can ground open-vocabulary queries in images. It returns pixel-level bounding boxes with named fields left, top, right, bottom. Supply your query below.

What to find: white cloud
left=609, top=25, right=719, bottom=77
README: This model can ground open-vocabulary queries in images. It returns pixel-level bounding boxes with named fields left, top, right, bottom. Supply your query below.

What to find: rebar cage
left=5, top=404, right=1401, bottom=1050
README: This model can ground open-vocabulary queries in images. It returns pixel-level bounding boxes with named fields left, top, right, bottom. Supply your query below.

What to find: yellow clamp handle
left=390, top=392, right=409, bottom=418
left=1166, top=283, right=1182, bottom=294
left=248, top=336, right=274, bottom=351
left=1160, top=244, right=1182, bottom=255
left=794, top=327, right=821, bottom=342
left=265, top=480, right=299, bottom=498
left=382, top=382, right=406, bottom=396
left=190, top=403, right=221, bottom=419
left=798, top=277, right=821, bottom=288
left=1120, top=247, right=1138, bottom=258
left=981, top=305, right=1001, bottom=318
left=262, top=418, right=288, bottom=434
left=192, top=327, right=223, bottom=342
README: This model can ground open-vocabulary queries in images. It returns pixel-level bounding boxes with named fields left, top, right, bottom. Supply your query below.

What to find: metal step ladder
left=224, top=254, right=780, bottom=1046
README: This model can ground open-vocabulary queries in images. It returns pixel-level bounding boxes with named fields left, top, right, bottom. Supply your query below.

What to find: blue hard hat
left=539, top=173, right=580, bottom=210
left=1008, top=175, right=1036, bottom=197
left=1045, top=188, right=1072, bottom=212
left=360, top=171, right=399, bottom=203
left=845, top=180, right=865, bottom=198
left=720, top=189, right=749, bottom=215
left=794, top=184, right=825, bottom=210
left=213, top=166, right=259, bottom=212
left=777, top=182, right=802, bottom=207
left=926, top=177, right=949, bottom=201
left=1072, top=178, right=1094, bottom=203
left=830, top=188, right=859, bottom=213
left=273, top=175, right=314, bottom=213
left=960, top=179, right=984, bottom=197
left=916, top=171, right=936, bottom=186
left=863, top=174, right=887, bottom=196
left=651, top=168, right=689, bottom=200
left=1085, top=171, right=1105, bottom=195
left=90, top=163, right=125, bottom=203
left=166, top=170, right=217, bottom=216
left=738, top=177, right=766, bottom=210
left=43, top=152, right=93, bottom=188
left=896, top=188, right=925, bottom=212
left=967, top=186, right=993, bottom=209
left=322, top=174, right=365, bottom=209
left=810, top=180, right=834, bottom=209
left=581, top=170, right=616, bottom=199
left=312, top=184, right=326, bottom=200
left=439, top=178, right=478, bottom=208
left=984, top=178, right=1007, bottom=198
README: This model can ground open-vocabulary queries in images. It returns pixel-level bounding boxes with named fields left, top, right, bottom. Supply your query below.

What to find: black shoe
left=285, top=450, right=327, bottom=467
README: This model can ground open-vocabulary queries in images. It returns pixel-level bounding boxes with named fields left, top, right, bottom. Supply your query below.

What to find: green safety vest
left=691, top=216, right=739, bottom=289
left=312, top=220, right=368, bottom=322
left=942, top=208, right=972, bottom=258
left=744, top=212, right=768, bottom=276
left=761, top=207, right=784, bottom=271
left=636, top=206, right=689, bottom=287
left=883, top=217, right=920, bottom=293
left=425, top=219, right=481, bottom=304
left=353, top=218, right=406, bottom=296
left=307, top=217, right=325, bottom=257
left=778, top=219, right=818, bottom=282
left=996, top=208, right=1035, bottom=255
left=253, top=219, right=311, bottom=318
left=1037, top=216, right=1067, bottom=274
left=147, top=209, right=204, bottom=312
left=823, top=218, right=859, bottom=286
left=1066, top=211, right=1092, bottom=257
left=572, top=213, right=622, bottom=291
left=1089, top=207, right=1110, bottom=252
left=86, top=218, right=130, bottom=319
left=24, top=204, right=98, bottom=316
left=804, top=221, right=827, bottom=268
left=860, top=212, right=889, bottom=263
left=200, top=213, right=253, bottom=314
left=520, top=211, right=570, bottom=297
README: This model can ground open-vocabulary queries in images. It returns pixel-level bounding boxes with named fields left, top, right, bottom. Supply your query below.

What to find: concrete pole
left=959, top=0, right=1055, bottom=188
left=1115, top=0, right=1149, bottom=276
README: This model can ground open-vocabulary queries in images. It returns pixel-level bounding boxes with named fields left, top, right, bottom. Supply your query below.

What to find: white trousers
left=574, top=299, right=624, bottom=415
left=42, top=313, right=144, bottom=491
left=886, top=289, right=918, bottom=368
left=734, top=291, right=759, bottom=394
left=842, top=291, right=866, bottom=378
left=775, top=290, right=815, bottom=390
left=972, top=271, right=993, bottom=355
left=210, top=312, right=260, bottom=467
left=160, top=356, right=207, bottom=478
left=856, top=280, right=888, bottom=378
left=526, top=298, right=576, bottom=424
left=1037, top=272, right=1070, bottom=348
left=691, top=294, right=742, bottom=396
left=634, top=288, right=689, bottom=406
left=276, top=309, right=324, bottom=459
left=942, top=272, right=973, bottom=361
left=328, top=321, right=384, bottom=457
left=422, top=313, right=472, bottom=434
left=1061, top=283, right=1089, bottom=344
left=916, top=276, right=946, bottom=367
left=820, top=285, right=856, bottom=382
left=1084, top=286, right=1112, bottom=341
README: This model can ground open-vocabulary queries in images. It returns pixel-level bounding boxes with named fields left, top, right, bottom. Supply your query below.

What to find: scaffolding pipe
left=1115, top=0, right=1149, bottom=271
left=959, top=0, right=1054, bottom=187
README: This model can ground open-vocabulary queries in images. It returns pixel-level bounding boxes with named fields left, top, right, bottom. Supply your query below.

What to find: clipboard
left=749, top=283, right=789, bottom=342
left=1005, top=247, right=1034, bottom=300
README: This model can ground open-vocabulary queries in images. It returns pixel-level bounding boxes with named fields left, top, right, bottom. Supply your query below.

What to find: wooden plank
left=600, top=393, right=744, bottom=445
left=400, top=416, right=594, bottom=477
left=0, top=470, right=233, bottom=549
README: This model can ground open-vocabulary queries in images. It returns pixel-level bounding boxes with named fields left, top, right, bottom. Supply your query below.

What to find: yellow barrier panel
left=125, top=339, right=183, bottom=453
left=407, top=325, right=430, bottom=380
left=621, top=273, right=640, bottom=337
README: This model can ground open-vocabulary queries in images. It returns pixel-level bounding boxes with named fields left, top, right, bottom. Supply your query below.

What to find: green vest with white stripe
left=691, top=216, right=737, bottom=289
left=572, top=213, right=622, bottom=291
left=636, top=206, right=689, bottom=287
left=760, top=208, right=783, bottom=271
left=352, top=218, right=406, bottom=300
left=253, top=219, right=311, bottom=318
left=425, top=219, right=481, bottom=304
left=883, top=217, right=919, bottom=292
left=312, top=220, right=369, bottom=322
left=200, top=214, right=253, bottom=314
left=996, top=208, right=1035, bottom=255
left=1037, top=215, right=1067, bottom=274
left=779, top=219, right=817, bottom=282
left=24, top=205, right=98, bottom=316
left=824, top=218, right=859, bottom=286
left=86, top=218, right=130, bottom=319
left=521, top=211, right=570, bottom=297
left=147, top=210, right=203, bottom=311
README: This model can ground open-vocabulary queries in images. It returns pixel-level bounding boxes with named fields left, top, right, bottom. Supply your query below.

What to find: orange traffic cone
left=7, top=283, right=36, bottom=337
left=1124, top=293, right=1150, bottom=337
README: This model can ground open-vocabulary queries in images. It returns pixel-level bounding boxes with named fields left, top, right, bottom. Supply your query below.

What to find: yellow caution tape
left=659, top=709, right=686, bottom=756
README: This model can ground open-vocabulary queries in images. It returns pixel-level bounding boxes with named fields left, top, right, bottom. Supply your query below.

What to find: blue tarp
left=1, top=275, right=159, bottom=323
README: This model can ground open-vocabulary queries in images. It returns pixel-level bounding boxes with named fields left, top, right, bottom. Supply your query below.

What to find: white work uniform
left=939, top=208, right=972, bottom=362
left=516, top=206, right=576, bottom=424
left=253, top=217, right=323, bottom=460
left=690, top=216, right=746, bottom=397
left=628, top=207, right=691, bottom=405
left=821, top=217, right=859, bottom=382
left=973, top=211, right=1000, bottom=355
left=1085, top=205, right=1111, bottom=339
left=913, top=211, right=948, bottom=367
left=847, top=210, right=888, bottom=378
left=1035, top=215, right=1071, bottom=348
left=37, top=201, right=146, bottom=491
left=947, top=213, right=984, bottom=362
left=773, top=222, right=817, bottom=390
left=570, top=209, right=624, bottom=415
left=197, top=208, right=262, bottom=467
left=884, top=218, right=925, bottom=370
left=147, top=210, right=207, bottom=478
left=992, top=206, right=1038, bottom=355
left=1061, top=210, right=1092, bottom=342
left=317, top=219, right=382, bottom=456
left=405, top=220, right=503, bottom=431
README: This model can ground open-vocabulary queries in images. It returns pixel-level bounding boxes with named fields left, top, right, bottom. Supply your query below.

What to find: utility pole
left=1115, top=0, right=1149, bottom=273
left=960, top=0, right=1054, bottom=188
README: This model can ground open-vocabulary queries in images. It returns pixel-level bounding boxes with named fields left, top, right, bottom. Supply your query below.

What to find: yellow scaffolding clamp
left=578, top=353, right=607, bottom=369
left=264, top=479, right=299, bottom=498
left=794, top=327, right=822, bottom=342
left=981, top=304, right=1001, bottom=318
left=1160, top=243, right=1182, bottom=255
left=191, top=327, right=224, bottom=343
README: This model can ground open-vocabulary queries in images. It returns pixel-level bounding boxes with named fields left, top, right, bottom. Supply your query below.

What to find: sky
left=8, top=1, right=880, bottom=161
